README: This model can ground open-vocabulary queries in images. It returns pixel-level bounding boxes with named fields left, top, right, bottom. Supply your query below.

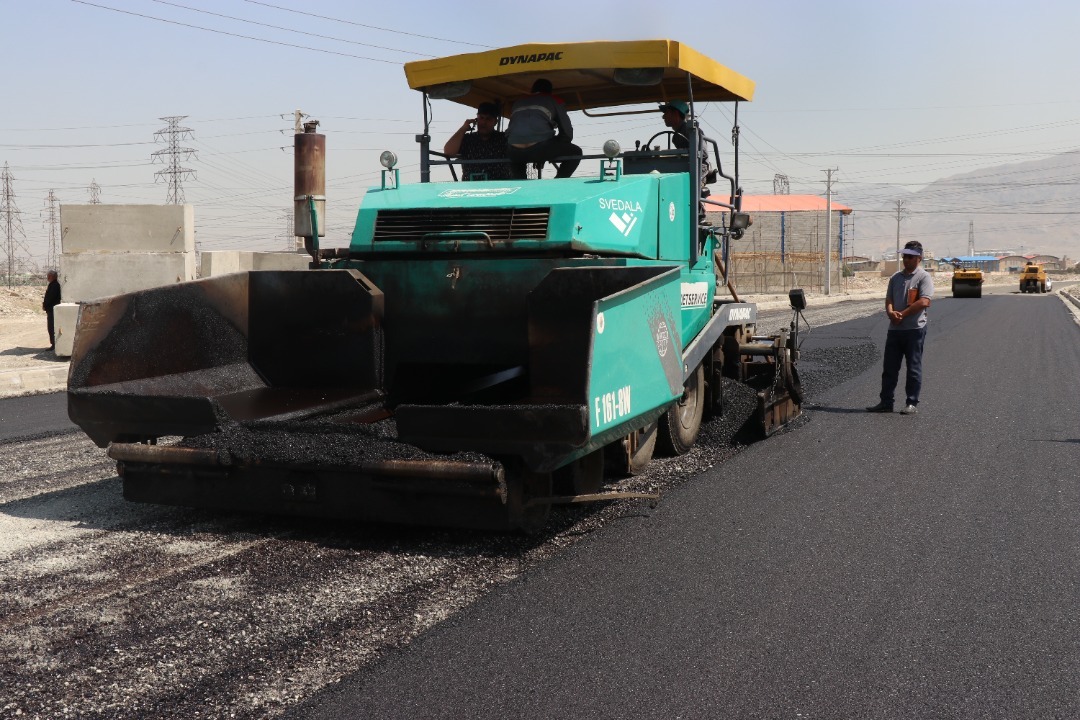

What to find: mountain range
left=835, top=150, right=1080, bottom=263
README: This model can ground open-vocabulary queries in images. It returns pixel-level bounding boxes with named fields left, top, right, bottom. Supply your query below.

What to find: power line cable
left=71, top=0, right=400, bottom=63
left=148, top=0, right=431, bottom=57
left=240, top=0, right=492, bottom=49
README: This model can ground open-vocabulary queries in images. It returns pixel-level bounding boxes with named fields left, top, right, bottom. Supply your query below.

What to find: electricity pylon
left=152, top=116, right=197, bottom=204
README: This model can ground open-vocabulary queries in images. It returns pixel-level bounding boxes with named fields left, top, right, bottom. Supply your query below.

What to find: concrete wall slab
left=252, top=252, right=309, bottom=271
left=60, top=204, right=195, bottom=254
left=60, top=252, right=196, bottom=303
left=200, top=251, right=309, bottom=277
left=200, top=251, right=243, bottom=278
left=53, top=303, right=80, bottom=358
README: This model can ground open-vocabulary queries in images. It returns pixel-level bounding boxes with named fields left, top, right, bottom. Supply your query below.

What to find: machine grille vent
left=373, top=207, right=550, bottom=242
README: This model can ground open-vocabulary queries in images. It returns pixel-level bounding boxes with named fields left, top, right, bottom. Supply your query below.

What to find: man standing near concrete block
left=42, top=270, right=61, bottom=351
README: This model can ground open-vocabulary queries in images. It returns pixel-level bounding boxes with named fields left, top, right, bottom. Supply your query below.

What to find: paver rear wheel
left=657, top=364, right=705, bottom=456
left=553, top=448, right=605, bottom=495
left=605, top=421, right=658, bottom=477
left=506, top=464, right=552, bottom=534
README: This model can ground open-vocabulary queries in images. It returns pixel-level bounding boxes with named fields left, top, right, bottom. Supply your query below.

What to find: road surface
left=287, top=291, right=1080, bottom=719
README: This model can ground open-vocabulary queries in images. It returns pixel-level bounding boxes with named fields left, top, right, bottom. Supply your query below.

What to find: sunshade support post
left=687, top=74, right=702, bottom=267
left=733, top=101, right=741, bottom=210
left=418, top=92, right=432, bottom=183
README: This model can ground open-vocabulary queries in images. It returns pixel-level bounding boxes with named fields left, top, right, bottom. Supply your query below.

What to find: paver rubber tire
left=604, top=421, right=658, bottom=478
left=657, top=364, right=705, bottom=456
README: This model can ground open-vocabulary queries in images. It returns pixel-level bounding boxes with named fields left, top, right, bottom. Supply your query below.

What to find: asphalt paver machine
left=68, top=40, right=805, bottom=531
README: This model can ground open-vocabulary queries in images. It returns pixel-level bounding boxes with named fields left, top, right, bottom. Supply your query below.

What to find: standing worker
left=42, top=269, right=61, bottom=352
left=866, top=240, right=934, bottom=415
left=506, top=79, right=581, bottom=179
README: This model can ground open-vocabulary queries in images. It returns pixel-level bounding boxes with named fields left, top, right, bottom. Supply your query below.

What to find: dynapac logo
left=728, top=307, right=753, bottom=322
left=499, top=51, right=564, bottom=66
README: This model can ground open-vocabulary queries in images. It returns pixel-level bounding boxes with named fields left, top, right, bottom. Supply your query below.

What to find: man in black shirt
left=443, top=102, right=511, bottom=181
left=42, top=270, right=61, bottom=351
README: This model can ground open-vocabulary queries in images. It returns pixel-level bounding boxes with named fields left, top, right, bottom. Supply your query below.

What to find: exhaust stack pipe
left=294, top=119, right=325, bottom=267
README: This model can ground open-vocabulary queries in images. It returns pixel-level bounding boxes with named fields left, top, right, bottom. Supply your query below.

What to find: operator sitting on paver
left=657, top=101, right=715, bottom=223
left=443, top=102, right=511, bottom=181
left=506, top=79, right=581, bottom=179
left=659, top=101, right=692, bottom=149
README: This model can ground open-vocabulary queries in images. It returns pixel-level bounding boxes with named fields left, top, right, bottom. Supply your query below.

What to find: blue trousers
left=880, top=327, right=926, bottom=407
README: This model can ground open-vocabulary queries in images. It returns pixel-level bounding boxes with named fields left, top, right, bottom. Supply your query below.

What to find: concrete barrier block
left=252, top=252, right=310, bottom=271
left=60, top=204, right=195, bottom=254
left=200, top=251, right=244, bottom=278
left=0, top=365, right=69, bottom=398
left=200, top=251, right=310, bottom=277
left=53, top=303, right=80, bottom=358
left=59, top=252, right=196, bottom=303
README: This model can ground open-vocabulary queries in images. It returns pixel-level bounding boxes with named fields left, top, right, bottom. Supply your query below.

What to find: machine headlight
left=380, top=150, right=398, bottom=169
left=788, top=288, right=807, bottom=311
left=730, top=212, right=752, bottom=231
left=602, top=139, right=621, bottom=159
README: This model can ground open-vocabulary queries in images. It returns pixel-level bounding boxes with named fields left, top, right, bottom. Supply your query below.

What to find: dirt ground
left=0, top=286, right=55, bottom=373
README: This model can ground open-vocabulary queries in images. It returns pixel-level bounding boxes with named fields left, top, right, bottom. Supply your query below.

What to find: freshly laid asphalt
left=0, top=391, right=76, bottom=443
left=287, top=291, right=1080, bottom=719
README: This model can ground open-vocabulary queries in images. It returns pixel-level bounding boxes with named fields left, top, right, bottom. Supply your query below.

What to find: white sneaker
left=900, top=404, right=918, bottom=415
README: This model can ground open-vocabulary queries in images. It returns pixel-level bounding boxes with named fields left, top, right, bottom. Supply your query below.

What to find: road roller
left=950, top=260, right=984, bottom=298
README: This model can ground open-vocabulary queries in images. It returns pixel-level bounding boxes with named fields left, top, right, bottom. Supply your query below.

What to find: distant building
left=997, top=255, right=1030, bottom=272
left=844, top=254, right=878, bottom=272
left=1028, top=254, right=1062, bottom=270
left=998, top=254, right=1063, bottom=272
left=938, top=255, right=1001, bottom=273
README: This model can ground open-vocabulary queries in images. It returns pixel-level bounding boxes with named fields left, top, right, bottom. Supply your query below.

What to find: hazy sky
left=4, top=0, right=1080, bottom=264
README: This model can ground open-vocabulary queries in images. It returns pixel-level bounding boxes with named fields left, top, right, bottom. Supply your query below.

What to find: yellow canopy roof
left=404, top=39, right=755, bottom=115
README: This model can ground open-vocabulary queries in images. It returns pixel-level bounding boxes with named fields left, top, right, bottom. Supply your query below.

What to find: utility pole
left=88, top=179, right=101, bottom=204
left=0, top=162, right=32, bottom=287
left=824, top=168, right=837, bottom=295
left=968, top=220, right=975, bottom=257
left=42, top=190, right=60, bottom=271
left=773, top=174, right=789, bottom=195
left=152, top=116, right=197, bottom=204
left=894, top=199, right=908, bottom=270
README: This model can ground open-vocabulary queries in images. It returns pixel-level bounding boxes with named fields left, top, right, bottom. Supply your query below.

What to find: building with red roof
left=705, top=194, right=853, bottom=294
